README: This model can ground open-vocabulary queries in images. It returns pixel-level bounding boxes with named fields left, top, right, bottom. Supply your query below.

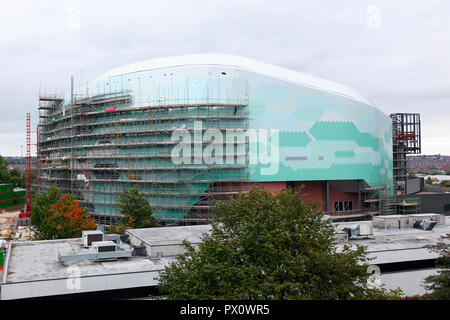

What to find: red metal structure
left=397, top=131, right=416, bottom=141
left=20, top=113, right=32, bottom=218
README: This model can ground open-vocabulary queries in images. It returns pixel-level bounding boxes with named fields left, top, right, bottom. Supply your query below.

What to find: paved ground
left=0, top=211, right=20, bottom=227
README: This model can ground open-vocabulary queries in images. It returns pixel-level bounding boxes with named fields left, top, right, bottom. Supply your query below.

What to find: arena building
left=37, top=54, right=399, bottom=224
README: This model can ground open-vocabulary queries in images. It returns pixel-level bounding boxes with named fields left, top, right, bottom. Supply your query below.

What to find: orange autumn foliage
left=47, top=194, right=96, bottom=239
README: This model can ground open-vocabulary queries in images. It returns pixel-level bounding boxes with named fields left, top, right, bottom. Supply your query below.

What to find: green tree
left=30, top=185, right=62, bottom=239
left=117, top=187, right=159, bottom=228
left=408, top=172, right=417, bottom=179
left=440, top=181, right=450, bottom=188
left=9, top=168, right=25, bottom=188
left=0, top=155, right=10, bottom=183
left=158, top=187, right=401, bottom=300
left=423, top=241, right=450, bottom=299
left=106, top=223, right=126, bottom=234
left=0, top=155, right=27, bottom=187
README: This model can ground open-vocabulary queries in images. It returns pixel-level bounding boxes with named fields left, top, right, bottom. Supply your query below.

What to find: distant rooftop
left=419, top=184, right=450, bottom=194
left=334, top=217, right=450, bottom=264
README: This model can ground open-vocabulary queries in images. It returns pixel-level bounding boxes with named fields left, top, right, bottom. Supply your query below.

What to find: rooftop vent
left=413, top=220, right=437, bottom=231
left=373, top=213, right=445, bottom=229
left=341, top=223, right=373, bottom=240
left=342, top=224, right=360, bottom=239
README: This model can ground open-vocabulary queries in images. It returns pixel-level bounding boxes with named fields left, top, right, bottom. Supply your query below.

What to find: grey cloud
left=0, top=0, right=449, bottom=155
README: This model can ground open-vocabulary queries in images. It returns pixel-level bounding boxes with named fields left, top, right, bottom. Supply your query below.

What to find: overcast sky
left=1, top=0, right=449, bottom=156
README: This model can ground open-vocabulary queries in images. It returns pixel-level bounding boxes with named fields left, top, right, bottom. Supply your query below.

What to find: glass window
left=334, top=200, right=353, bottom=212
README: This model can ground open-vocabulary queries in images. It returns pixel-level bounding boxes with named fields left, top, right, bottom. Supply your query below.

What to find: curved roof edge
left=96, top=53, right=372, bottom=105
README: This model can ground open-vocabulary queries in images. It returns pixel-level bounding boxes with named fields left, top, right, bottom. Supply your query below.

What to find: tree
left=440, top=181, right=450, bottom=188
left=106, top=223, right=126, bottom=234
left=423, top=241, right=450, bottom=299
left=117, top=187, right=159, bottom=228
left=30, top=185, right=61, bottom=239
left=31, top=186, right=96, bottom=239
left=0, top=155, right=10, bottom=183
left=0, top=155, right=26, bottom=187
left=158, top=187, right=401, bottom=300
left=408, top=172, right=417, bottom=179
left=9, top=168, right=25, bottom=188
left=47, top=194, right=96, bottom=239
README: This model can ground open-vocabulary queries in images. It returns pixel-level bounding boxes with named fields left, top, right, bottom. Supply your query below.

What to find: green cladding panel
left=246, top=73, right=393, bottom=192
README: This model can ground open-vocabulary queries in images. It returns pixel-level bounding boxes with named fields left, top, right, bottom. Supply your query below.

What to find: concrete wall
left=148, top=243, right=200, bottom=257
left=368, top=248, right=439, bottom=264
left=406, top=178, right=421, bottom=194
left=381, top=268, right=437, bottom=296
left=127, top=230, right=199, bottom=257
left=0, top=271, right=160, bottom=300
left=418, top=193, right=450, bottom=215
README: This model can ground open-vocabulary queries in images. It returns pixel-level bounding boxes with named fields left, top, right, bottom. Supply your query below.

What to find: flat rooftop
left=126, top=218, right=450, bottom=256
left=2, top=217, right=449, bottom=299
left=3, top=238, right=171, bottom=284
left=336, top=218, right=449, bottom=251
left=126, top=224, right=211, bottom=247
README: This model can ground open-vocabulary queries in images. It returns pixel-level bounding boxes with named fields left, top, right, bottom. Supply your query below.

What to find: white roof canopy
left=96, top=53, right=371, bottom=105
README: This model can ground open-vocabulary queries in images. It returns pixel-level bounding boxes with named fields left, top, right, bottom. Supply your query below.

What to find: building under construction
left=37, top=54, right=421, bottom=225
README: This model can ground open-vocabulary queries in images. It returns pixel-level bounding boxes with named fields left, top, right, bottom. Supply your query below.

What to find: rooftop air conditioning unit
left=92, top=241, right=117, bottom=253
left=82, top=230, right=104, bottom=247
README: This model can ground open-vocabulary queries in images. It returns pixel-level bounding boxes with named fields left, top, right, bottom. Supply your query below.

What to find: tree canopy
left=158, top=186, right=401, bottom=300
left=0, top=155, right=26, bottom=188
left=117, top=187, right=160, bottom=229
left=0, top=155, right=12, bottom=185
left=423, top=241, right=450, bottom=299
left=30, top=185, right=96, bottom=239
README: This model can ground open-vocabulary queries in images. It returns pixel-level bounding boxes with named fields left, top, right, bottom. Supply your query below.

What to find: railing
left=323, top=209, right=378, bottom=217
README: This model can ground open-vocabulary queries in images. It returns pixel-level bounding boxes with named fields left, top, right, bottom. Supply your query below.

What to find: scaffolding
left=37, top=84, right=250, bottom=225
left=390, top=113, right=421, bottom=195
left=360, top=182, right=394, bottom=216
left=37, top=81, right=422, bottom=225
left=353, top=114, right=422, bottom=218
